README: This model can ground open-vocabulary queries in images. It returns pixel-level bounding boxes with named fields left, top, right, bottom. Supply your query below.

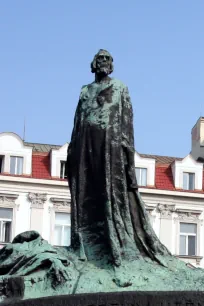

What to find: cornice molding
left=50, top=197, right=70, bottom=212
left=175, top=210, right=201, bottom=222
left=145, top=205, right=155, bottom=211
left=0, top=193, right=19, bottom=209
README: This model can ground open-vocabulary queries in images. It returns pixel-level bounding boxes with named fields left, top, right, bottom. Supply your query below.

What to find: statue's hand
left=47, top=259, right=71, bottom=289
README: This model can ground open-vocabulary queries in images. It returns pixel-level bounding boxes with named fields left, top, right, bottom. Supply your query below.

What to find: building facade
left=1, top=117, right=204, bottom=267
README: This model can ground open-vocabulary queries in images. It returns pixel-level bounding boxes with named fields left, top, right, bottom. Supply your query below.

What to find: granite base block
left=2, top=291, right=204, bottom=306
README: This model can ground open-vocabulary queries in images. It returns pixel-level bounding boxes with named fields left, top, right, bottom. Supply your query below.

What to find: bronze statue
left=67, top=49, right=169, bottom=267
left=1, top=50, right=204, bottom=302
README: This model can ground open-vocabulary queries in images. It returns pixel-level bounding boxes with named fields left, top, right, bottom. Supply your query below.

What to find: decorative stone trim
left=0, top=193, right=19, bottom=241
left=174, top=209, right=202, bottom=257
left=50, top=197, right=70, bottom=212
left=145, top=205, right=155, bottom=216
left=28, top=193, right=47, bottom=209
left=156, top=203, right=175, bottom=219
left=145, top=205, right=154, bottom=212
left=0, top=193, right=19, bottom=210
left=175, top=209, right=202, bottom=222
left=145, top=205, right=156, bottom=226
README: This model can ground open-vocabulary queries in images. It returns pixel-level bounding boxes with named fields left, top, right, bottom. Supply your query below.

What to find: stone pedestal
left=2, top=292, right=204, bottom=306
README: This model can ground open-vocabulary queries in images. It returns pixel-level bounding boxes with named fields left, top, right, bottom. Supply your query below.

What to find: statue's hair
left=91, top=49, right=114, bottom=74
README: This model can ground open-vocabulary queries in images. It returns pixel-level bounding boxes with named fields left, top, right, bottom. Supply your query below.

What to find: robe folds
left=67, top=78, right=170, bottom=266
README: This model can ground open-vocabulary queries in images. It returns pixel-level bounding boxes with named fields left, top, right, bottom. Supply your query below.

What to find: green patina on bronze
left=1, top=230, right=204, bottom=300
left=1, top=50, right=204, bottom=302
left=66, top=50, right=170, bottom=267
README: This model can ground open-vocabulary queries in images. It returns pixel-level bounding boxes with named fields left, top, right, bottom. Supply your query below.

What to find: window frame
left=0, top=156, right=4, bottom=173
left=50, top=198, right=71, bottom=247
left=10, top=156, right=23, bottom=175
left=183, top=172, right=195, bottom=190
left=60, top=161, right=68, bottom=179
left=0, top=208, right=13, bottom=243
left=54, top=212, right=71, bottom=246
left=179, top=222, right=197, bottom=256
left=135, top=167, right=147, bottom=187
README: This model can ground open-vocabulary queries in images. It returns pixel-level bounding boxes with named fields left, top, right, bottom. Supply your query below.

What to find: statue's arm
left=121, top=86, right=138, bottom=190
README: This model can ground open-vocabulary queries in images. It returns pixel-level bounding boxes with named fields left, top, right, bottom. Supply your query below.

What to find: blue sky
left=0, top=1, right=203, bottom=157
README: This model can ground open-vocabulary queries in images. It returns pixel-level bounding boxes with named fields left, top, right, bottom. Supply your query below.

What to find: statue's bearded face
left=95, top=52, right=112, bottom=75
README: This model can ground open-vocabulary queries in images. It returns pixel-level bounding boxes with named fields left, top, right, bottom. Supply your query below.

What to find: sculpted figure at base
left=0, top=231, right=70, bottom=285
left=0, top=231, right=78, bottom=299
left=67, top=49, right=169, bottom=267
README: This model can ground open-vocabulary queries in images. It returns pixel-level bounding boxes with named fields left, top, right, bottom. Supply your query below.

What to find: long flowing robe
left=67, top=78, right=170, bottom=266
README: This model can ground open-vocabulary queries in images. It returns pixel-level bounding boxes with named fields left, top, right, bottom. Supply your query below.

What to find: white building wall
left=0, top=176, right=70, bottom=249
left=135, top=152, right=155, bottom=187
left=141, top=189, right=204, bottom=267
left=15, top=193, right=30, bottom=236
left=51, top=143, right=68, bottom=178
left=0, top=133, right=32, bottom=175
left=172, top=155, right=203, bottom=190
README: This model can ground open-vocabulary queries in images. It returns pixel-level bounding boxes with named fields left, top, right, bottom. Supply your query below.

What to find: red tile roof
left=155, top=165, right=175, bottom=190
left=26, top=147, right=204, bottom=193
left=32, top=153, right=51, bottom=179
left=4, top=140, right=203, bottom=194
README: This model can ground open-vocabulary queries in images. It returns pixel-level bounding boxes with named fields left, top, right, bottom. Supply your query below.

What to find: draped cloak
left=67, top=78, right=170, bottom=266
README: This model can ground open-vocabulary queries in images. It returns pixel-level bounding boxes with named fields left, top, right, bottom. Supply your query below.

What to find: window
left=60, top=161, right=68, bottom=179
left=179, top=223, right=197, bottom=256
left=0, top=208, right=13, bottom=243
left=135, top=168, right=147, bottom=186
left=183, top=172, right=195, bottom=190
left=54, top=212, right=71, bottom=246
left=10, top=156, right=23, bottom=175
left=0, top=156, right=4, bottom=173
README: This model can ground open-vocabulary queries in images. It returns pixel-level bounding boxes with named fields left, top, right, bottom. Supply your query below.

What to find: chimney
left=191, top=117, right=204, bottom=160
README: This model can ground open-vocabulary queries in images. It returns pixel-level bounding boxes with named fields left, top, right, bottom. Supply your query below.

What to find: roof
left=24, top=142, right=61, bottom=152
left=24, top=141, right=183, bottom=164
left=139, top=153, right=182, bottom=164
left=32, top=154, right=51, bottom=179
left=155, top=165, right=175, bottom=190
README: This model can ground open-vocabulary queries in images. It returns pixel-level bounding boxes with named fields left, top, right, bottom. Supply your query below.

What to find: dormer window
left=135, top=167, right=147, bottom=186
left=183, top=172, right=195, bottom=190
left=172, top=155, right=202, bottom=190
left=60, top=161, right=68, bottom=179
left=10, top=156, right=23, bottom=175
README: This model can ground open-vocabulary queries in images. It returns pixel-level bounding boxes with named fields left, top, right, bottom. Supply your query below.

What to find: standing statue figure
left=1, top=50, right=204, bottom=301
left=67, top=49, right=169, bottom=267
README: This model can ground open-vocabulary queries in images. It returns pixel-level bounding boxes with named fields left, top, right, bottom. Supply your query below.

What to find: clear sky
left=0, top=1, right=203, bottom=158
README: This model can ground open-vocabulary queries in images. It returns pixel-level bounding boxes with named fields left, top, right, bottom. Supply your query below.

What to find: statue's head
left=91, top=49, right=114, bottom=76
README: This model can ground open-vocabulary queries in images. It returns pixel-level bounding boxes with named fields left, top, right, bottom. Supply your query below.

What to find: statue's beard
left=96, top=64, right=111, bottom=76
